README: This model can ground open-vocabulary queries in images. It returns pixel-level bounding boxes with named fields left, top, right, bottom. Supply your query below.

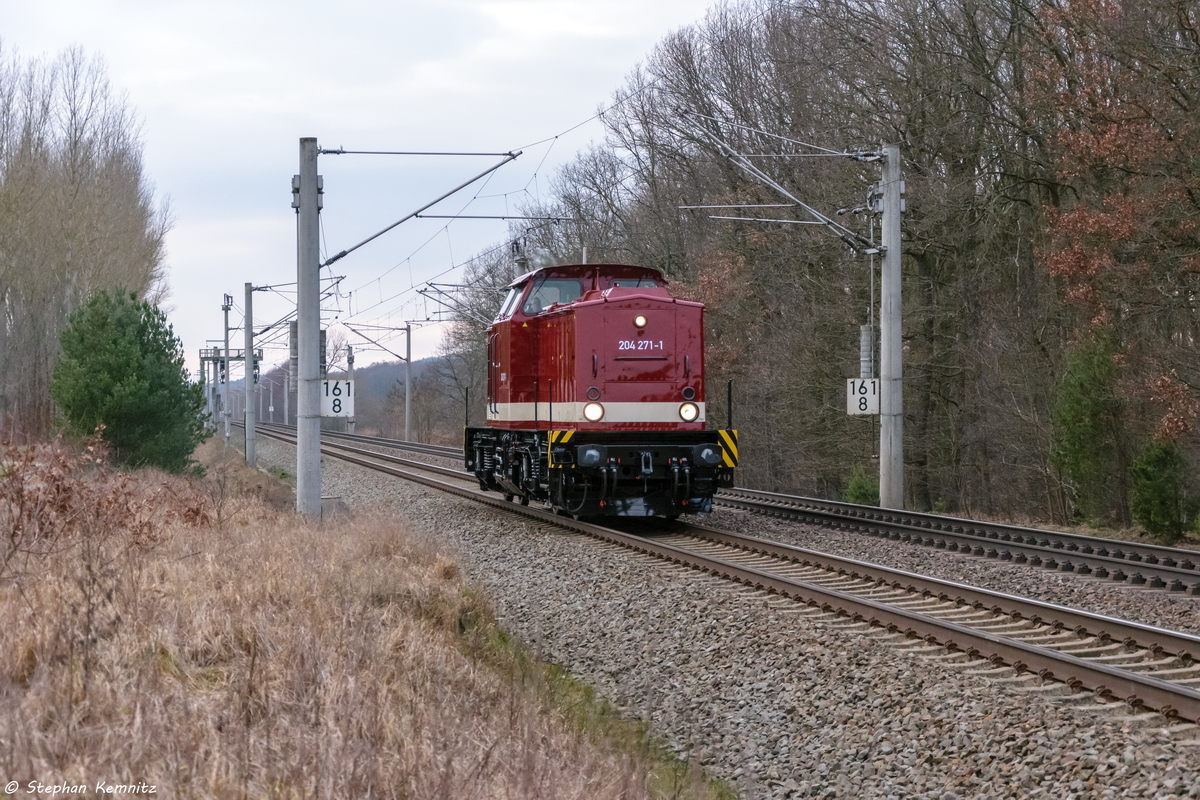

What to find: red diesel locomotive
left=464, top=263, right=737, bottom=518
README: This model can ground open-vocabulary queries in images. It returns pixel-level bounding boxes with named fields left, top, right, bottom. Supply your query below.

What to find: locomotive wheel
left=520, top=494, right=530, bottom=506
left=503, top=493, right=514, bottom=502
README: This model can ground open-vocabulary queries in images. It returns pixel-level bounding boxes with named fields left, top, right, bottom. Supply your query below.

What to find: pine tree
left=1051, top=337, right=1133, bottom=525
left=51, top=290, right=209, bottom=473
left=1131, top=440, right=1196, bottom=545
left=843, top=465, right=880, bottom=506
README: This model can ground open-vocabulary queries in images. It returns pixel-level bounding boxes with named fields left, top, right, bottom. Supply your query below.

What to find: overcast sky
left=4, top=0, right=712, bottom=376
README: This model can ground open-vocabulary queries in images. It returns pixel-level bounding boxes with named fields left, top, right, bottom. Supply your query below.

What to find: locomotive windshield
left=495, top=286, right=522, bottom=321
left=522, top=278, right=583, bottom=314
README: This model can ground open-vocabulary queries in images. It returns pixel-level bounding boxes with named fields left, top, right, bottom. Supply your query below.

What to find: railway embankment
left=251, top=431, right=1200, bottom=798
left=0, top=438, right=721, bottom=799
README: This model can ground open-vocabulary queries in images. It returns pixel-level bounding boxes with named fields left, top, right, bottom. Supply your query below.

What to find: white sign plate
left=321, top=379, right=354, bottom=417
left=846, top=378, right=879, bottom=415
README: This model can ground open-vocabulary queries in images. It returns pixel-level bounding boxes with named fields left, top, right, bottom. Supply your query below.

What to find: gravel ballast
left=701, top=509, right=1200, bottom=639
left=252, top=436, right=1200, bottom=799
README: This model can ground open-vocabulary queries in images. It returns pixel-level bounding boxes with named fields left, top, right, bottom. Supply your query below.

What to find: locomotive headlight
left=583, top=402, right=605, bottom=422
left=634, top=314, right=647, bottom=328
left=679, top=402, right=700, bottom=422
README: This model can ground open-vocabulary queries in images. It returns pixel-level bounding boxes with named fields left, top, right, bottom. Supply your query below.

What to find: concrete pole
left=405, top=322, right=412, bottom=442
left=296, top=137, right=322, bottom=519
left=222, top=296, right=232, bottom=447
left=244, top=282, right=257, bottom=468
left=284, top=367, right=290, bottom=426
left=879, top=143, right=904, bottom=509
left=202, top=359, right=210, bottom=427
left=269, top=380, right=275, bottom=424
left=347, top=345, right=356, bottom=435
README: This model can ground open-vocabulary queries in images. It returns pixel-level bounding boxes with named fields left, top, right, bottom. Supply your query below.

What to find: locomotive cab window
left=522, top=278, right=583, bottom=315
left=609, top=277, right=658, bottom=288
left=495, top=286, right=523, bottom=321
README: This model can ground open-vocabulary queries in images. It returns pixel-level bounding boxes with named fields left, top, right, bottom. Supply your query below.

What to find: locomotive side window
left=609, top=277, right=658, bottom=288
left=495, top=286, right=522, bottom=321
left=522, top=278, right=582, bottom=314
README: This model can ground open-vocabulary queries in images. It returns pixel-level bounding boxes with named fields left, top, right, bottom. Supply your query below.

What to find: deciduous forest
left=435, top=0, right=1200, bottom=528
left=0, top=45, right=169, bottom=436
left=5, top=2, right=1199, bottom=531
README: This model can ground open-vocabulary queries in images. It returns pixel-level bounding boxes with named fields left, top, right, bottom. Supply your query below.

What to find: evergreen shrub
left=1130, top=439, right=1196, bottom=545
left=844, top=466, right=880, bottom=506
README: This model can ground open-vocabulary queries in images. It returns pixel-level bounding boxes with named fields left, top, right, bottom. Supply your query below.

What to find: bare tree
left=0, top=44, right=169, bottom=438
left=444, top=0, right=1200, bottom=523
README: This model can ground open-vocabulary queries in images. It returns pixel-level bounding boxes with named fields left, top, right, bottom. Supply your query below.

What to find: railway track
left=249, top=423, right=471, bottom=485
left=248, top=423, right=1200, bottom=594
left=653, top=524, right=1200, bottom=721
left=242, top=422, right=1200, bottom=724
left=312, top=426, right=461, bottom=460
left=250, top=422, right=461, bottom=460
left=718, top=487, right=1200, bottom=595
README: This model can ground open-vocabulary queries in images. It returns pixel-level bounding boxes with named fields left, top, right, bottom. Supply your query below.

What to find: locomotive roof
left=504, top=263, right=666, bottom=288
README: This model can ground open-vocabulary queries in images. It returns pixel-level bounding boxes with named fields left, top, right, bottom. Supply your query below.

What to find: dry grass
left=0, top=440, right=730, bottom=799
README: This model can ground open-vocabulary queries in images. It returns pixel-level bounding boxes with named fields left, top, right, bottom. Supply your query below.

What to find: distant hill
left=329, top=356, right=441, bottom=397
left=227, top=356, right=443, bottom=398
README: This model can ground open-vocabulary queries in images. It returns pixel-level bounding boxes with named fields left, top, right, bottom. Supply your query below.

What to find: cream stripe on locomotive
left=487, top=401, right=706, bottom=425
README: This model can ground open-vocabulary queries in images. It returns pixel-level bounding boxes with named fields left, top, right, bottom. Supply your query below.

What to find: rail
left=243, top=423, right=1200, bottom=722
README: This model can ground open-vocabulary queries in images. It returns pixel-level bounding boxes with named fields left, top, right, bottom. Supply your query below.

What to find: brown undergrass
left=0, top=440, right=731, bottom=799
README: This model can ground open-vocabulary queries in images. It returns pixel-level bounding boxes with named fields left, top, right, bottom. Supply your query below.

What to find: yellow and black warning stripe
left=718, top=429, right=739, bottom=467
left=548, top=430, right=575, bottom=468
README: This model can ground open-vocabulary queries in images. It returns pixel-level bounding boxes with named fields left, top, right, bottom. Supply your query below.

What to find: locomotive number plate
left=617, top=340, right=665, bottom=351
